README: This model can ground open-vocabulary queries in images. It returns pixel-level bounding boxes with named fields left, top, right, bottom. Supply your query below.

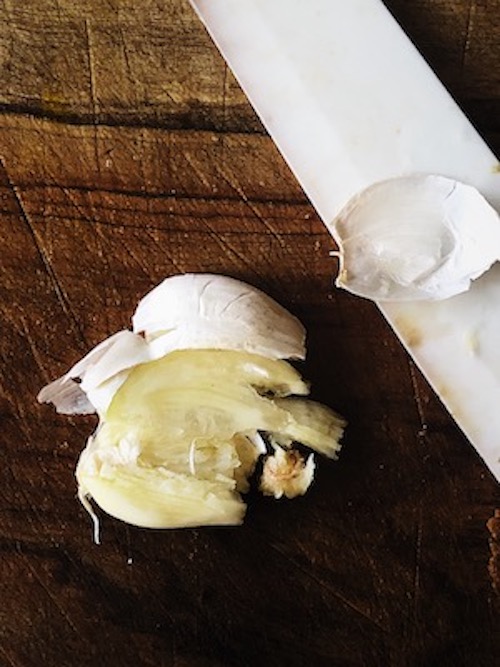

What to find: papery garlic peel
left=38, top=274, right=345, bottom=539
left=332, top=175, right=500, bottom=302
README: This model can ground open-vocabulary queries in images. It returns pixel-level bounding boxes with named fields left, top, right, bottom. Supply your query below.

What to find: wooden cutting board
left=1, top=1, right=499, bottom=665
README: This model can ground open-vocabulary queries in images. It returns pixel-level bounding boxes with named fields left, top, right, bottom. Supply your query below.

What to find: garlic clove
left=132, top=273, right=306, bottom=360
left=332, top=175, right=500, bottom=302
left=73, top=348, right=344, bottom=530
left=38, top=273, right=345, bottom=536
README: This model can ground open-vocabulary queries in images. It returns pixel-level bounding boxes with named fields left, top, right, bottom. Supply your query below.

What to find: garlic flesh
left=38, top=274, right=345, bottom=536
left=75, top=349, right=344, bottom=530
left=332, top=175, right=500, bottom=302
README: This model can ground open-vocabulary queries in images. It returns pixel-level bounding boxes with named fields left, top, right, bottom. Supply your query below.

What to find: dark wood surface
left=1, top=1, right=499, bottom=665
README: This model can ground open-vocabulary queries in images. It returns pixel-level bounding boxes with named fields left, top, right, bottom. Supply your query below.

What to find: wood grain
left=1, top=1, right=499, bottom=666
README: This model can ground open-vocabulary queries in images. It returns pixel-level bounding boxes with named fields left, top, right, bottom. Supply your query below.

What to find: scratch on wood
left=62, top=185, right=126, bottom=321
left=183, top=149, right=214, bottom=190
left=0, top=643, right=20, bottom=667
left=408, top=360, right=428, bottom=440
left=84, top=18, right=101, bottom=176
left=19, top=314, right=52, bottom=385
left=4, top=461, right=47, bottom=540
left=18, top=546, right=80, bottom=635
left=61, top=185, right=94, bottom=223
left=461, top=0, right=476, bottom=71
left=215, top=162, right=287, bottom=248
left=197, top=215, right=265, bottom=281
left=117, top=236, right=154, bottom=280
left=268, top=541, right=386, bottom=633
left=93, top=227, right=123, bottom=332
left=118, top=24, right=134, bottom=90
left=412, top=505, right=423, bottom=623
left=0, top=157, right=87, bottom=347
left=138, top=128, right=149, bottom=194
left=84, top=18, right=98, bottom=118
left=487, top=509, right=500, bottom=594
left=221, top=63, right=229, bottom=133
left=0, top=358, right=28, bottom=424
left=141, top=226, right=186, bottom=277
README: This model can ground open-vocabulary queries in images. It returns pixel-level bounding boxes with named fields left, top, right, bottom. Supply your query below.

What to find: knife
left=189, top=0, right=500, bottom=482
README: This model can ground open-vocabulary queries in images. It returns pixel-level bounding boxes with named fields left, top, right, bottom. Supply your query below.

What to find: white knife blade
left=189, top=0, right=500, bottom=481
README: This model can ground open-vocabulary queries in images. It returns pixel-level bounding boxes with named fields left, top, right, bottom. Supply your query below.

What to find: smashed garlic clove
left=132, top=273, right=306, bottom=360
left=82, top=348, right=342, bottom=510
left=332, top=175, right=500, bottom=302
left=38, top=273, right=345, bottom=537
left=260, top=448, right=316, bottom=499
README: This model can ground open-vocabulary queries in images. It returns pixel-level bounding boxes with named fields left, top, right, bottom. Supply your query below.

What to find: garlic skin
left=38, top=274, right=345, bottom=536
left=38, top=331, right=151, bottom=416
left=332, top=175, right=500, bottom=302
left=133, top=273, right=306, bottom=361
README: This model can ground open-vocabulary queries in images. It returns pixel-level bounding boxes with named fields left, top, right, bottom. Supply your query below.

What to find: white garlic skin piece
left=332, top=175, right=500, bottom=302
left=37, top=331, right=151, bottom=416
left=133, top=273, right=306, bottom=361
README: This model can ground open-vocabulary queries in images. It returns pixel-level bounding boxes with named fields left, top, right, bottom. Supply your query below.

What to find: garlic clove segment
left=132, top=273, right=306, bottom=360
left=332, top=175, right=500, bottom=302
left=77, top=449, right=246, bottom=530
left=102, top=350, right=309, bottom=457
left=73, top=348, right=344, bottom=530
